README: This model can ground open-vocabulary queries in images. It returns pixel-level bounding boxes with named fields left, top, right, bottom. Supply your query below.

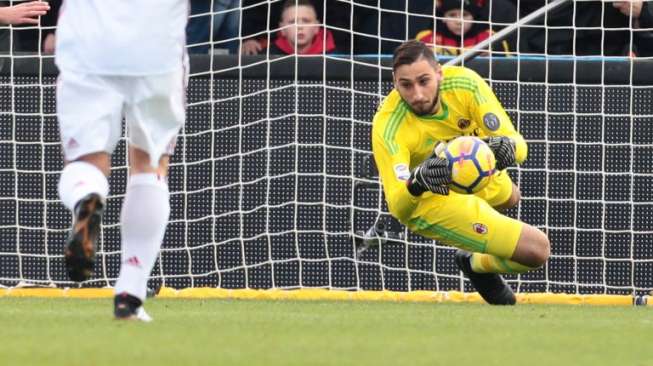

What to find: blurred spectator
left=187, top=0, right=240, bottom=54
left=611, top=1, right=653, bottom=56
left=267, top=0, right=336, bottom=54
left=513, top=0, right=653, bottom=56
left=354, top=0, right=433, bottom=54
left=0, top=0, right=52, bottom=53
left=0, top=1, right=49, bottom=25
left=353, top=0, right=515, bottom=55
left=41, top=0, right=60, bottom=54
left=241, top=0, right=438, bottom=55
left=416, top=0, right=513, bottom=56
left=241, top=0, right=351, bottom=55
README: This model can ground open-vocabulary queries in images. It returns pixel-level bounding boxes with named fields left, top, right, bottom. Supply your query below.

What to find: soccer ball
left=439, top=136, right=496, bottom=194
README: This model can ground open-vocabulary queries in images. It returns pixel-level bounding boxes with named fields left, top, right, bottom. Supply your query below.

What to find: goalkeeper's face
left=393, top=59, right=442, bottom=116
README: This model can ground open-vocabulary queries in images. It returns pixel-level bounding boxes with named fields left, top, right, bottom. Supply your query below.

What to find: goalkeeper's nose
left=412, top=89, right=427, bottom=104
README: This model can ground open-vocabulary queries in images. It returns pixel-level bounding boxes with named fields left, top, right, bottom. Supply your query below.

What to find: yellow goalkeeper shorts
left=407, top=170, right=522, bottom=259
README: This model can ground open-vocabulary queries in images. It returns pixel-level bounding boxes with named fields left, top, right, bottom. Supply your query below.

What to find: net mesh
left=0, top=0, right=652, bottom=296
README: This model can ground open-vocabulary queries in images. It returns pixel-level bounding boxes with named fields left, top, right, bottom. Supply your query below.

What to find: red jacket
left=416, top=29, right=495, bottom=56
left=270, top=27, right=337, bottom=55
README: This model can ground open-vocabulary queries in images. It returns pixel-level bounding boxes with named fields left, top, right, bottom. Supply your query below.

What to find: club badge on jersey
left=473, top=222, right=488, bottom=235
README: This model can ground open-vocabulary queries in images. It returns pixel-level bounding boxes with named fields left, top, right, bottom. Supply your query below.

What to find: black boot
left=455, top=250, right=516, bottom=305
left=64, top=193, right=105, bottom=282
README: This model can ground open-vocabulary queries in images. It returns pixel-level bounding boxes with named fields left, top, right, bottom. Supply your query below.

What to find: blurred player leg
left=113, top=69, right=185, bottom=321
left=58, top=156, right=109, bottom=282
left=113, top=149, right=170, bottom=321
left=57, top=72, right=123, bottom=282
left=53, top=0, right=189, bottom=320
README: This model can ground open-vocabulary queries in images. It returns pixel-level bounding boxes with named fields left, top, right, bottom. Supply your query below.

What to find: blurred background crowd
left=1, top=0, right=652, bottom=57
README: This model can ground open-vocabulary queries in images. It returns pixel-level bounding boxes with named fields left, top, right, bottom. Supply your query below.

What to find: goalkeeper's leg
left=468, top=169, right=550, bottom=273
left=455, top=223, right=549, bottom=305
left=472, top=179, right=550, bottom=274
left=408, top=191, right=549, bottom=304
left=467, top=177, right=549, bottom=304
left=466, top=224, right=549, bottom=273
left=113, top=147, right=170, bottom=321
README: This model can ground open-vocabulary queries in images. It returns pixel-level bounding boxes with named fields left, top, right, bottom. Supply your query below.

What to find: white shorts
left=57, top=68, right=187, bottom=167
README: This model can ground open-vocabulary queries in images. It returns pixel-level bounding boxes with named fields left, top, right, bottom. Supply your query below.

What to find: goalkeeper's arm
left=372, top=134, right=452, bottom=223
left=476, top=108, right=528, bottom=169
left=406, top=156, right=451, bottom=196
left=465, top=67, right=528, bottom=167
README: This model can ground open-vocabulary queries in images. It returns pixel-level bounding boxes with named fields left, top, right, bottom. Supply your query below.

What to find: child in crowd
left=416, top=0, right=510, bottom=56
left=245, top=0, right=337, bottom=55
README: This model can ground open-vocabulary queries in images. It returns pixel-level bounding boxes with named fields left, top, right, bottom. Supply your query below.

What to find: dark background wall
left=0, top=56, right=651, bottom=296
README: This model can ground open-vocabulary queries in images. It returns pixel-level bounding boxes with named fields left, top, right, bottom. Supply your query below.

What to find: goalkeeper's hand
left=483, top=136, right=516, bottom=171
left=406, top=156, right=451, bottom=196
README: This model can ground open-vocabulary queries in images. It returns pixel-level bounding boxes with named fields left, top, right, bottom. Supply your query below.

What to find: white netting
left=0, top=0, right=652, bottom=295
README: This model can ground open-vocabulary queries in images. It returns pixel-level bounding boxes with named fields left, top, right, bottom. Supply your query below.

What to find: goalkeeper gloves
left=406, top=156, right=451, bottom=196
left=483, top=136, right=516, bottom=171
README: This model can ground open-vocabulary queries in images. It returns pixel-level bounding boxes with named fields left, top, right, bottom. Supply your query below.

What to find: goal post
left=0, top=0, right=652, bottom=305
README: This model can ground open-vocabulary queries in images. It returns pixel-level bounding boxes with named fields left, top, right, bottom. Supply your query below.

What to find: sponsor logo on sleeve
left=483, top=112, right=500, bottom=131
left=393, top=163, right=411, bottom=181
left=473, top=223, right=488, bottom=235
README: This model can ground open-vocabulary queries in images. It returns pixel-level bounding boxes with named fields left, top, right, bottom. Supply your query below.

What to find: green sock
left=470, top=253, right=535, bottom=274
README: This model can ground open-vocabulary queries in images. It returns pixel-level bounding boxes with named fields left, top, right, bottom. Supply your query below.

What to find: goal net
left=0, top=0, right=652, bottom=299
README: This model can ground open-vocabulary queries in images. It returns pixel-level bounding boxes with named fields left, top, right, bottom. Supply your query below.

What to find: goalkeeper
left=371, top=40, right=550, bottom=305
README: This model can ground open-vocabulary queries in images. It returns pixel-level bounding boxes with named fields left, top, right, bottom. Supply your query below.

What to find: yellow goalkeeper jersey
left=371, top=65, right=528, bottom=223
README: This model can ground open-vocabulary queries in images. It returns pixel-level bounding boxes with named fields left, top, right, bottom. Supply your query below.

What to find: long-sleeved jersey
left=371, top=65, right=527, bottom=224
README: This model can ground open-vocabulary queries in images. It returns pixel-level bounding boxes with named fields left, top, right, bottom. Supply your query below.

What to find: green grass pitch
left=1, top=298, right=650, bottom=366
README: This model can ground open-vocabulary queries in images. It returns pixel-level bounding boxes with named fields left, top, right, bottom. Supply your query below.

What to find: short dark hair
left=282, top=0, right=316, bottom=13
left=392, top=41, right=439, bottom=72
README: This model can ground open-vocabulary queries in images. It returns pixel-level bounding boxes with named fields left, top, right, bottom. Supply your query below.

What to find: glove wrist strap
left=406, top=178, right=425, bottom=196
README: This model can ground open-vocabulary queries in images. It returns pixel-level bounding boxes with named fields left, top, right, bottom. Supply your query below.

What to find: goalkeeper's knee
left=511, top=224, right=550, bottom=268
